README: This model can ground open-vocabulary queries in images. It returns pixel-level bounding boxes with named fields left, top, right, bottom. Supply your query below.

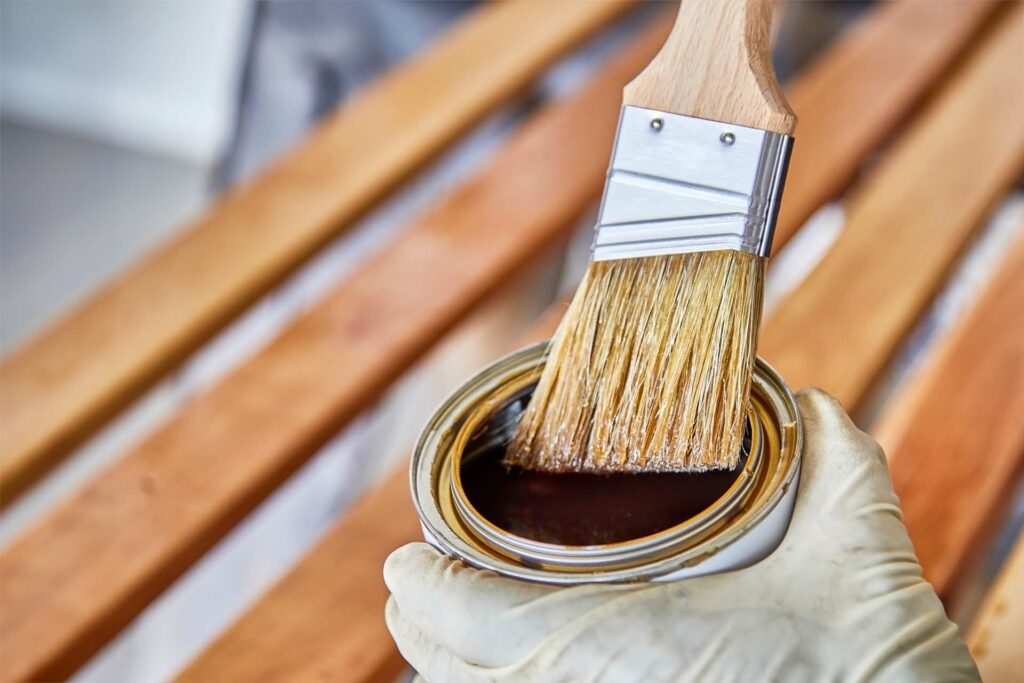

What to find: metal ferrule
left=591, top=106, right=793, bottom=261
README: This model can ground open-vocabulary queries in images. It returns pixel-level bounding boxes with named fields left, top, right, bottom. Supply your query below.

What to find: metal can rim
left=411, top=341, right=803, bottom=584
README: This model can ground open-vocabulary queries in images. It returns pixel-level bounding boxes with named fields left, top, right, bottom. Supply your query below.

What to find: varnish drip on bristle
left=506, top=251, right=764, bottom=473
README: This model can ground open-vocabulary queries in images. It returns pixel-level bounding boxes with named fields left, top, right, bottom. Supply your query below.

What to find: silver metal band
left=591, top=106, right=793, bottom=261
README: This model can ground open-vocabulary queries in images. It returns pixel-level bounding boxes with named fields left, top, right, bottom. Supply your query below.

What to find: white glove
left=385, top=389, right=979, bottom=682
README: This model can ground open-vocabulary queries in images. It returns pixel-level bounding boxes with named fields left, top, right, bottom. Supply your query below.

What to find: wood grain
left=774, top=0, right=999, bottom=249
left=760, top=4, right=1024, bottom=410
left=0, top=0, right=633, bottom=507
left=624, top=0, right=796, bottom=134
left=177, top=292, right=569, bottom=683
left=968, top=534, right=1024, bottom=683
left=873, top=235, right=1024, bottom=600
left=0, top=0, right=993, bottom=505
left=178, top=466, right=420, bottom=683
left=0, top=14, right=669, bottom=683
left=0, top=2, right=1007, bottom=681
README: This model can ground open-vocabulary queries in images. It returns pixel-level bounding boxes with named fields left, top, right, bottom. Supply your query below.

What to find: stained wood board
left=0, top=0, right=633, bottom=506
left=773, top=0, right=999, bottom=248
left=967, top=534, right=1024, bottom=683
left=760, top=4, right=1024, bottom=410
left=0, top=10, right=658, bottom=683
left=873, top=235, right=1024, bottom=599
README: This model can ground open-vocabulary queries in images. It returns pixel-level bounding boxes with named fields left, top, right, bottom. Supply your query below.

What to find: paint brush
left=506, top=0, right=796, bottom=473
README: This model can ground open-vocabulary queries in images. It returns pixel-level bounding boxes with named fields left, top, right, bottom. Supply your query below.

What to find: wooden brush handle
left=624, top=0, right=796, bottom=135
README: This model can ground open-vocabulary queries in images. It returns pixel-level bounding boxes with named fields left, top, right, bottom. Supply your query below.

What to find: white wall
left=1, top=0, right=252, bottom=165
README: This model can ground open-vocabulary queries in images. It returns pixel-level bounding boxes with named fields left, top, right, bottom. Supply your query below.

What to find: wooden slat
left=967, top=534, right=1024, bottom=683
left=773, top=0, right=998, bottom=249
left=0, top=3, right=1006, bottom=681
left=177, top=307, right=568, bottom=683
left=760, top=4, right=1024, bottom=409
left=179, top=466, right=420, bottom=683
left=872, top=235, right=1024, bottom=600
left=0, top=0, right=633, bottom=506
left=0, top=14, right=669, bottom=683
left=177, top=9, right=1023, bottom=681
left=0, top=0, right=996, bottom=508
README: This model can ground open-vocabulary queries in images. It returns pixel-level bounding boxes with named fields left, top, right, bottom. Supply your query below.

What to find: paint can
left=411, top=342, right=802, bottom=584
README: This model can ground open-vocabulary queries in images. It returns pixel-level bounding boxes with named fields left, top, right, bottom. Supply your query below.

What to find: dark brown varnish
left=461, top=445, right=742, bottom=545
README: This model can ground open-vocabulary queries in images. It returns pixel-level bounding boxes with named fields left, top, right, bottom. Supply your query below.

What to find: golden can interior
left=411, top=342, right=801, bottom=584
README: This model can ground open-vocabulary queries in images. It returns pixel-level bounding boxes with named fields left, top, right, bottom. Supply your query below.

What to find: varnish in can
left=411, top=342, right=802, bottom=584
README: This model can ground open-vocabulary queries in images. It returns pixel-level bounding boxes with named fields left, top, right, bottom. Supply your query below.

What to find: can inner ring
left=448, top=369, right=764, bottom=562
left=412, top=342, right=801, bottom=583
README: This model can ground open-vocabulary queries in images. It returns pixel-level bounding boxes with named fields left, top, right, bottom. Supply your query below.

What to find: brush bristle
left=506, top=251, right=764, bottom=473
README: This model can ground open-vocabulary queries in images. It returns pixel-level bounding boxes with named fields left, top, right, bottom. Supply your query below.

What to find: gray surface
left=0, top=119, right=208, bottom=351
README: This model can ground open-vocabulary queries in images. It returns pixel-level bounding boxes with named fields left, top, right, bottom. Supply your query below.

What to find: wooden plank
left=177, top=466, right=420, bottom=683
left=760, top=4, right=1024, bottom=410
left=774, top=0, right=999, bottom=249
left=0, top=3, right=1006, bottom=680
left=0, top=14, right=667, bottom=683
left=0, top=0, right=633, bottom=507
left=0, top=0, right=996, bottom=508
left=967, top=534, right=1024, bottom=683
left=177, top=305, right=568, bottom=683
left=872, top=235, right=1024, bottom=599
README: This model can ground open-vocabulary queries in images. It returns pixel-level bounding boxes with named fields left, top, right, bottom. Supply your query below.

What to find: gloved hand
left=384, top=389, right=979, bottom=682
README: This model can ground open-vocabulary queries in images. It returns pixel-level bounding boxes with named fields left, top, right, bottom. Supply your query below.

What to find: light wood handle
left=624, top=0, right=796, bottom=134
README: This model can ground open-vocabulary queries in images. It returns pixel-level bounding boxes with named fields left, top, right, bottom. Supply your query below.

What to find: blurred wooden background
left=1, top=2, right=1021, bottom=681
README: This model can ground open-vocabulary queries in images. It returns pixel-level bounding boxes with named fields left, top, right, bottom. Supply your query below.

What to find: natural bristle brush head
left=505, top=251, right=764, bottom=473
left=506, top=0, right=795, bottom=474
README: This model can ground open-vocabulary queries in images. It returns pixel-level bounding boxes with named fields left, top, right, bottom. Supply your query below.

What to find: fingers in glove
left=386, top=596, right=487, bottom=683
left=384, top=542, right=644, bottom=668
